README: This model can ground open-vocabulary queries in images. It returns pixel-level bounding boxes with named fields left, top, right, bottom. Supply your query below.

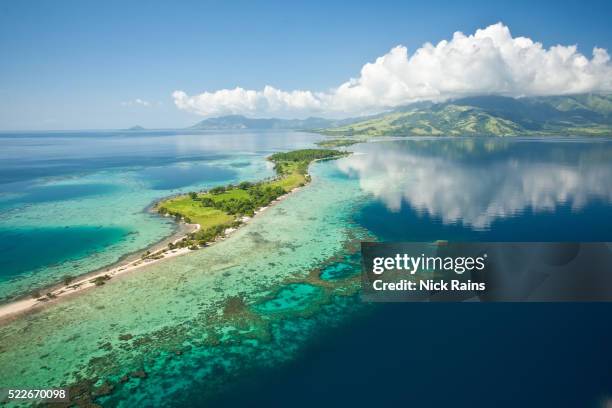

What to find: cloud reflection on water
left=338, top=139, right=612, bottom=230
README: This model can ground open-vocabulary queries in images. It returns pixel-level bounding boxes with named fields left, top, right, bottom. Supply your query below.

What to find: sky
left=0, top=0, right=611, bottom=130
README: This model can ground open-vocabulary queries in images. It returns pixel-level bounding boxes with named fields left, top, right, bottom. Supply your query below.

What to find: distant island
left=127, top=125, right=146, bottom=131
left=188, top=115, right=358, bottom=130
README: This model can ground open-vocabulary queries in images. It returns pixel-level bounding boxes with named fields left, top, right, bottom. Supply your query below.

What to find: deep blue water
left=213, top=303, right=612, bottom=408
left=358, top=200, right=612, bottom=241
left=206, top=137, right=612, bottom=408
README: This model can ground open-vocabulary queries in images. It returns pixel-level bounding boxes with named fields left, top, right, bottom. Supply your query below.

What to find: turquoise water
left=0, top=153, right=370, bottom=406
left=254, top=283, right=326, bottom=314
left=0, top=226, right=130, bottom=277
left=0, top=130, right=323, bottom=301
left=1, top=136, right=611, bottom=407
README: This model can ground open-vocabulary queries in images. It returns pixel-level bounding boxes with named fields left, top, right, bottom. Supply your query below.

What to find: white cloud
left=173, top=22, right=612, bottom=118
left=172, top=87, right=322, bottom=118
left=121, top=98, right=160, bottom=107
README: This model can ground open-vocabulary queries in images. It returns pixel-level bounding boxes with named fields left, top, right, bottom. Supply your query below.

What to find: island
left=315, top=138, right=361, bottom=148
left=0, top=148, right=349, bottom=321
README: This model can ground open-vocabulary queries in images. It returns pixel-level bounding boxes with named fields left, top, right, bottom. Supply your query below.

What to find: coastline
left=0, top=183, right=306, bottom=324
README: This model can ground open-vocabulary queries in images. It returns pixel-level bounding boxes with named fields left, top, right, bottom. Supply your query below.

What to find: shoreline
left=0, top=183, right=306, bottom=324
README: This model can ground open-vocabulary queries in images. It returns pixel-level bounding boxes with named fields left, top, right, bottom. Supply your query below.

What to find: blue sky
left=0, top=0, right=611, bottom=130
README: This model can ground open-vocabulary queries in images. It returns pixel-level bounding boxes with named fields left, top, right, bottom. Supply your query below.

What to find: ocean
left=0, top=134, right=611, bottom=407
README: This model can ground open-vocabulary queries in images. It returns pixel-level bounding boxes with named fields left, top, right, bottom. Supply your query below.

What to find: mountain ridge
left=320, top=94, right=612, bottom=137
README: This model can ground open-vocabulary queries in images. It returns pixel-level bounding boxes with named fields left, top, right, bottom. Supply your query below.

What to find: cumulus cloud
left=173, top=22, right=612, bottom=118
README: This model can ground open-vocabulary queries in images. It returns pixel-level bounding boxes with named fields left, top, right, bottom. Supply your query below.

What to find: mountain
left=189, top=115, right=358, bottom=130
left=321, top=94, right=612, bottom=137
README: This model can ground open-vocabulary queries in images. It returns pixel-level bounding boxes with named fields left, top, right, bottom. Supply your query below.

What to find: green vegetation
left=268, top=149, right=346, bottom=175
left=156, top=149, right=347, bottom=249
left=91, top=275, right=111, bottom=286
left=158, top=199, right=233, bottom=229
left=316, top=138, right=361, bottom=148
left=324, top=105, right=525, bottom=137
left=321, top=94, right=612, bottom=137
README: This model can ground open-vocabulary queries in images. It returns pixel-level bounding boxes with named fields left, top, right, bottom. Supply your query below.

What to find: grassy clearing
left=268, top=173, right=306, bottom=191
left=156, top=149, right=346, bottom=250
left=206, top=189, right=251, bottom=201
left=159, top=197, right=233, bottom=229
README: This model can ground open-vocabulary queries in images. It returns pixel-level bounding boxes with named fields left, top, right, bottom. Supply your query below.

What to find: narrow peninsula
left=155, top=148, right=347, bottom=249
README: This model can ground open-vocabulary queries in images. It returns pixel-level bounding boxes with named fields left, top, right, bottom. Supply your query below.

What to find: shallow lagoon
left=1, top=136, right=612, bottom=407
